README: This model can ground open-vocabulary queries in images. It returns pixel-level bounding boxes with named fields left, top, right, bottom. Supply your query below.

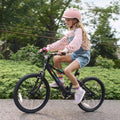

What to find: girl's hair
left=70, top=20, right=90, bottom=49
left=75, top=21, right=89, bottom=42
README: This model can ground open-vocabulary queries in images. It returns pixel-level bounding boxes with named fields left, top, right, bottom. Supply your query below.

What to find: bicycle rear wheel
left=13, top=73, right=50, bottom=113
left=78, top=77, right=105, bottom=112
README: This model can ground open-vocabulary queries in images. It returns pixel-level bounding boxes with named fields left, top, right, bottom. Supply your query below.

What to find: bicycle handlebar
left=61, top=52, right=66, bottom=55
left=50, top=52, right=66, bottom=56
left=38, top=50, right=66, bottom=56
left=38, top=49, right=46, bottom=54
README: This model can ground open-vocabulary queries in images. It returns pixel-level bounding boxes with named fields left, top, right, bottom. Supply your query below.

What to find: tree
left=0, top=0, right=82, bottom=53
left=0, top=0, right=82, bottom=37
left=87, top=1, right=120, bottom=65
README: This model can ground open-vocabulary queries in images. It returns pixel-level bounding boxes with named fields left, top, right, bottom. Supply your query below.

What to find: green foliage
left=0, top=53, right=4, bottom=59
left=0, top=60, right=120, bottom=99
left=0, top=43, right=11, bottom=59
left=79, top=67, right=120, bottom=100
left=10, top=44, right=44, bottom=67
left=0, top=60, right=40, bottom=99
left=114, top=59, right=120, bottom=68
left=87, top=1, right=120, bottom=65
left=96, top=55, right=115, bottom=69
left=0, top=0, right=82, bottom=53
left=88, top=49, right=98, bottom=66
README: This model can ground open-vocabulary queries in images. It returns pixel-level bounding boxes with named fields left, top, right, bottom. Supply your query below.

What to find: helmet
left=62, top=8, right=81, bottom=21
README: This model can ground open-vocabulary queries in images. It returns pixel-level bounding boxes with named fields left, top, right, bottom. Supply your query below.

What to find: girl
left=39, top=8, right=90, bottom=104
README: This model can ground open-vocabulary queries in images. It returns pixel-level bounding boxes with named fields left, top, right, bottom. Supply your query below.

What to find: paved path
left=0, top=100, right=120, bottom=120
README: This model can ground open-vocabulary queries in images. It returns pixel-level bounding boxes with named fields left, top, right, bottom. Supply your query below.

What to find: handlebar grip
left=38, top=49, right=46, bottom=54
left=61, top=52, right=66, bottom=56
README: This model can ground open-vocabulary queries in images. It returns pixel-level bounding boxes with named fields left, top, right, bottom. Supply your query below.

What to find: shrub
left=0, top=54, right=4, bottom=59
left=0, top=60, right=120, bottom=99
left=10, top=44, right=44, bottom=67
left=0, top=60, right=40, bottom=99
left=114, top=59, right=120, bottom=68
left=96, top=55, right=115, bottom=69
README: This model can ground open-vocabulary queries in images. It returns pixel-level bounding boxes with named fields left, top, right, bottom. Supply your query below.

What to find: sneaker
left=49, top=81, right=65, bottom=88
left=74, top=88, right=85, bottom=104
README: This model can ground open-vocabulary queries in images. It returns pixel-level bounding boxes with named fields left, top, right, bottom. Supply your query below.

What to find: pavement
left=0, top=99, right=120, bottom=120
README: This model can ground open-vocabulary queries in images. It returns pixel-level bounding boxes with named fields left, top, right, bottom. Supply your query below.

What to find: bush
left=0, top=54, right=4, bottom=59
left=0, top=60, right=40, bottom=98
left=0, top=60, right=120, bottom=99
left=96, top=55, right=115, bottom=69
left=114, top=59, right=120, bottom=68
left=10, top=44, right=44, bottom=67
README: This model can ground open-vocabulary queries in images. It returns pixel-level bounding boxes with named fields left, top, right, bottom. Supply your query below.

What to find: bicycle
left=13, top=50, right=105, bottom=113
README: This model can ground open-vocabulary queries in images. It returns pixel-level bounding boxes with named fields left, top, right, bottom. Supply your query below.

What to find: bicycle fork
left=30, top=71, right=45, bottom=95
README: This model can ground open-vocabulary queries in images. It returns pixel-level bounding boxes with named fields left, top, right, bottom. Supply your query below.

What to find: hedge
left=0, top=60, right=120, bottom=99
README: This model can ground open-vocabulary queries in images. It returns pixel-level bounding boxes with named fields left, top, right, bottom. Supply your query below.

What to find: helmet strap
left=70, top=19, right=79, bottom=29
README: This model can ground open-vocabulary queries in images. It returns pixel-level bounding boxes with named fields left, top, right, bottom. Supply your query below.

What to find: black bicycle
left=13, top=51, right=105, bottom=113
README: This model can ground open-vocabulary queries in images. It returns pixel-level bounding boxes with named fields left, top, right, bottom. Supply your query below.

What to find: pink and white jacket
left=47, top=28, right=90, bottom=53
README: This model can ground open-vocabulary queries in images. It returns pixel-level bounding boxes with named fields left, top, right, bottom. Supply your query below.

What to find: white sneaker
left=49, top=81, right=65, bottom=88
left=74, top=88, right=85, bottom=104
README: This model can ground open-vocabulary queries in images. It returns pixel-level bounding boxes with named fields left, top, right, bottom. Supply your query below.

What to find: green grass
left=0, top=60, right=120, bottom=99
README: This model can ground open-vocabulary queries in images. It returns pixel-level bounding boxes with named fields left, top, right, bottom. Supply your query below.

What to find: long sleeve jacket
left=47, top=28, right=90, bottom=53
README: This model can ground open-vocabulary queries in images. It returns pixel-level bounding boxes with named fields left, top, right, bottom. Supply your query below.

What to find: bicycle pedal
left=61, top=93, right=74, bottom=99
left=66, top=95, right=74, bottom=99
left=61, top=94, right=71, bottom=99
left=51, top=87, right=59, bottom=89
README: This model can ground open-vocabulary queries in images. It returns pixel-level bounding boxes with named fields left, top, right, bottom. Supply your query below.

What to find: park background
left=0, top=0, right=120, bottom=99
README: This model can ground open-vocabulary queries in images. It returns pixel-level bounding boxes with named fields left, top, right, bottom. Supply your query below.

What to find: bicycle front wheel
left=13, top=73, right=50, bottom=113
left=78, top=77, right=105, bottom=112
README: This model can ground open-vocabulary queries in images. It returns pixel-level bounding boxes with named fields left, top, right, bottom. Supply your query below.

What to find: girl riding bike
left=39, top=8, right=90, bottom=104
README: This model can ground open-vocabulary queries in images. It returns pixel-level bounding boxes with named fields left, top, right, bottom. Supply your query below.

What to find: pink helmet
left=62, top=8, right=81, bottom=21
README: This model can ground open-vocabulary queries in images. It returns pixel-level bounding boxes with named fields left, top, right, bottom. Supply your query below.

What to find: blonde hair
left=76, top=22, right=89, bottom=41
left=71, top=21, right=90, bottom=50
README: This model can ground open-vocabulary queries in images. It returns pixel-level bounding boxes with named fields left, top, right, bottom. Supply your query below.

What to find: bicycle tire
left=13, top=73, right=50, bottom=113
left=78, top=77, right=105, bottom=112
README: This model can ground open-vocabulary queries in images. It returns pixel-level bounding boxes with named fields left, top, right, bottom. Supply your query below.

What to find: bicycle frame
left=40, top=53, right=72, bottom=96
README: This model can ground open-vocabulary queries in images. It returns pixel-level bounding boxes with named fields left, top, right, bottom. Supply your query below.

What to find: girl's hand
left=39, top=49, right=43, bottom=53
left=38, top=47, right=48, bottom=53
left=58, top=50, right=66, bottom=56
